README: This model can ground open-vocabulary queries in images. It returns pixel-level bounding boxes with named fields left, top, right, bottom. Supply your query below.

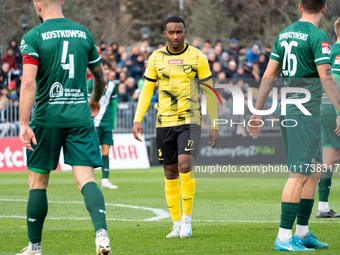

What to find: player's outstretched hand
left=20, top=125, right=37, bottom=151
left=209, top=129, right=220, bottom=148
left=335, top=115, right=340, bottom=136
left=247, top=114, right=262, bottom=139
left=88, top=98, right=100, bottom=117
left=133, top=122, right=143, bottom=142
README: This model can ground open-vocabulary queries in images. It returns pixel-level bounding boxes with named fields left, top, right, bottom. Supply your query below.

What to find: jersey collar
left=166, top=43, right=188, bottom=55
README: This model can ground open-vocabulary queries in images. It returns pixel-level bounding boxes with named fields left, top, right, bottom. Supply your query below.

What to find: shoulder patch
left=321, top=42, right=329, bottom=54
left=335, top=56, right=340, bottom=65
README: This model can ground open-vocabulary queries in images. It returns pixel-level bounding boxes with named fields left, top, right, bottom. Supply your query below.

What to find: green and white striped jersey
left=87, top=79, right=117, bottom=128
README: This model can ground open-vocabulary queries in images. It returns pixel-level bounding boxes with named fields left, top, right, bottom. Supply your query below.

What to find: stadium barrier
left=0, top=134, right=150, bottom=172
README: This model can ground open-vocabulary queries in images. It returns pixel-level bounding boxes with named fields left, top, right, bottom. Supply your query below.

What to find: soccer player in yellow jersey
left=133, top=16, right=219, bottom=238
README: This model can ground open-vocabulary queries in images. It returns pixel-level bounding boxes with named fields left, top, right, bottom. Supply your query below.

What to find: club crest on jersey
left=321, top=42, right=329, bottom=54
left=168, top=59, right=183, bottom=65
left=335, top=56, right=340, bottom=65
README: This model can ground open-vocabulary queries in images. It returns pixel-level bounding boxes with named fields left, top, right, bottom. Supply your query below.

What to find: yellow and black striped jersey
left=144, top=44, right=211, bottom=127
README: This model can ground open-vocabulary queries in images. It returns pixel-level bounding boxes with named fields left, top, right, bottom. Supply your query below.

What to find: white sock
left=318, top=201, right=330, bottom=212
left=28, top=242, right=41, bottom=252
left=102, top=178, right=109, bottom=184
left=182, top=214, right=192, bottom=221
left=174, top=220, right=182, bottom=227
left=95, top=228, right=109, bottom=246
left=277, top=228, right=292, bottom=242
left=295, top=225, right=308, bottom=238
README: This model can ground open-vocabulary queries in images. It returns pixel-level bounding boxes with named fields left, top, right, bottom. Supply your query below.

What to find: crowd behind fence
left=1, top=36, right=283, bottom=139
left=0, top=101, right=280, bottom=139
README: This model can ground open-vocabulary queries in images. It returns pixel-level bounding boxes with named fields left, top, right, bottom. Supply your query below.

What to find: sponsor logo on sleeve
left=168, top=59, right=183, bottom=64
left=335, top=55, right=340, bottom=65
left=321, top=42, right=329, bottom=54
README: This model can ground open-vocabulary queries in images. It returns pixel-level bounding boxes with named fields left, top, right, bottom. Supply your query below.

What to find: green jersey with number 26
left=270, top=21, right=331, bottom=116
left=20, top=18, right=101, bottom=128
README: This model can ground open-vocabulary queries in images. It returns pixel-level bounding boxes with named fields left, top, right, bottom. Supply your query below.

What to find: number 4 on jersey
left=61, top=41, right=74, bottom=79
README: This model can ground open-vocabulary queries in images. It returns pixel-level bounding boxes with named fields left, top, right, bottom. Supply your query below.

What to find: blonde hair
left=334, top=17, right=340, bottom=37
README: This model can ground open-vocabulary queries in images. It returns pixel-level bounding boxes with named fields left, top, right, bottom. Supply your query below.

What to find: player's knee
left=178, top=163, right=191, bottom=173
left=164, top=166, right=179, bottom=179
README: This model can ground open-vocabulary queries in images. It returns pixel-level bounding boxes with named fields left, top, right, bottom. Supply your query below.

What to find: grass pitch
left=1, top=167, right=340, bottom=254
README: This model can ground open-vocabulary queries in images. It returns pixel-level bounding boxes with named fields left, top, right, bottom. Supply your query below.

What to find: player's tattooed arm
left=318, top=64, right=340, bottom=112
left=89, top=64, right=106, bottom=102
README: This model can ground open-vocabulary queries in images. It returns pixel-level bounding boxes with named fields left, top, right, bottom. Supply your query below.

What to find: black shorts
left=157, top=124, right=201, bottom=165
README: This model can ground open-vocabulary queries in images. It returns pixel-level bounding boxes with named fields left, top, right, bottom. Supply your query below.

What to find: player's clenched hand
left=133, top=122, right=143, bottom=142
left=20, top=125, right=37, bottom=151
left=209, top=129, right=220, bottom=148
left=88, top=98, right=100, bottom=117
left=335, top=115, right=340, bottom=136
left=247, top=114, right=262, bottom=139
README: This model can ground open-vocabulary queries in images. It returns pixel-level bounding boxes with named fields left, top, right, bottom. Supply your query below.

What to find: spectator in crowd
left=157, top=42, right=166, bottom=49
left=225, top=60, right=237, bottom=78
left=140, top=39, right=152, bottom=60
left=212, top=62, right=222, bottom=78
left=258, top=54, right=268, bottom=77
left=264, top=45, right=272, bottom=62
left=105, top=46, right=114, bottom=61
left=201, top=45, right=210, bottom=58
left=99, top=39, right=107, bottom=54
left=246, top=44, right=261, bottom=64
left=232, top=65, right=247, bottom=84
left=131, top=46, right=141, bottom=64
left=237, top=46, right=247, bottom=66
left=2, top=48, right=17, bottom=71
left=208, top=52, right=216, bottom=69
left=191, top=39, right=200, bottom=49
left=0, top=62, right=11, bottom=89
left=214, top=46, right=223, bottom=62
left=203, top=39, right=212, bottom=49
left=226, top=38, right=239, bottom=65
left=9, top=39, right=21, bottom=66
left=119, top=72, right=127, bottom=84
left=215, top=39, right=223, bottom=48
left=117, top=83, right=131, bottom=102
left=125, top=77, right=136, bottom=97
left=220, top=52, right=230, bottom=70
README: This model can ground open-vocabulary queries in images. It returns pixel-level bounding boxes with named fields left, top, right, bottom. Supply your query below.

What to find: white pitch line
left=1, top=199, right=338, bottom=224
left=0, top=198, right=170, bottom=222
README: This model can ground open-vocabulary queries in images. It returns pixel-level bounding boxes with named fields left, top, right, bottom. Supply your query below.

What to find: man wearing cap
left=226, top=38, right=239, bottom=64
left=246, top=44, right=261, bottom=64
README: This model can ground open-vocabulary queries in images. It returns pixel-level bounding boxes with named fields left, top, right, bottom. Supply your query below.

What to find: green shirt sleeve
left=310, top=29, right=331, bottom=66
left=270, top=36, right=280, bottom=62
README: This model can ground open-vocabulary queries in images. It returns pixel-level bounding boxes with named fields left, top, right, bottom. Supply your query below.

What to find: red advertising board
left=0, top=137, right=61, bottom=172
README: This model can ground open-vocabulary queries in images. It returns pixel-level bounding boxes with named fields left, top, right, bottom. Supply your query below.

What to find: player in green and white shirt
left=18, top=0, right=111, bottom=254
left=248, top=0, right=340, bottom=252
left=87, top=58, right=118, bottom=189
left=317, top=17, right=340, bottom=219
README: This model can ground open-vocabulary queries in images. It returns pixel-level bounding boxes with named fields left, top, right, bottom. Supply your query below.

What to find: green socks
left=102, top=155, right=110, bottom=179
left=27, top=189, right=48, bottom=243
left=81, top=182, right=107, bottom=231
left=280, top=202, right=299, bottom=229
left=297, top=199, right=314, bottom=226
left=318, top=169, right=333, bottom=202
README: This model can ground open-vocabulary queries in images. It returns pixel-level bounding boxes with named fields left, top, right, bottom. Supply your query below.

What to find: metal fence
left=1, top=102, right=280, bottom=138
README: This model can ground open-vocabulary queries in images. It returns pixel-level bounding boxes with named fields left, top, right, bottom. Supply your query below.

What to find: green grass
left=1, top=167, right=340, bottom=254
